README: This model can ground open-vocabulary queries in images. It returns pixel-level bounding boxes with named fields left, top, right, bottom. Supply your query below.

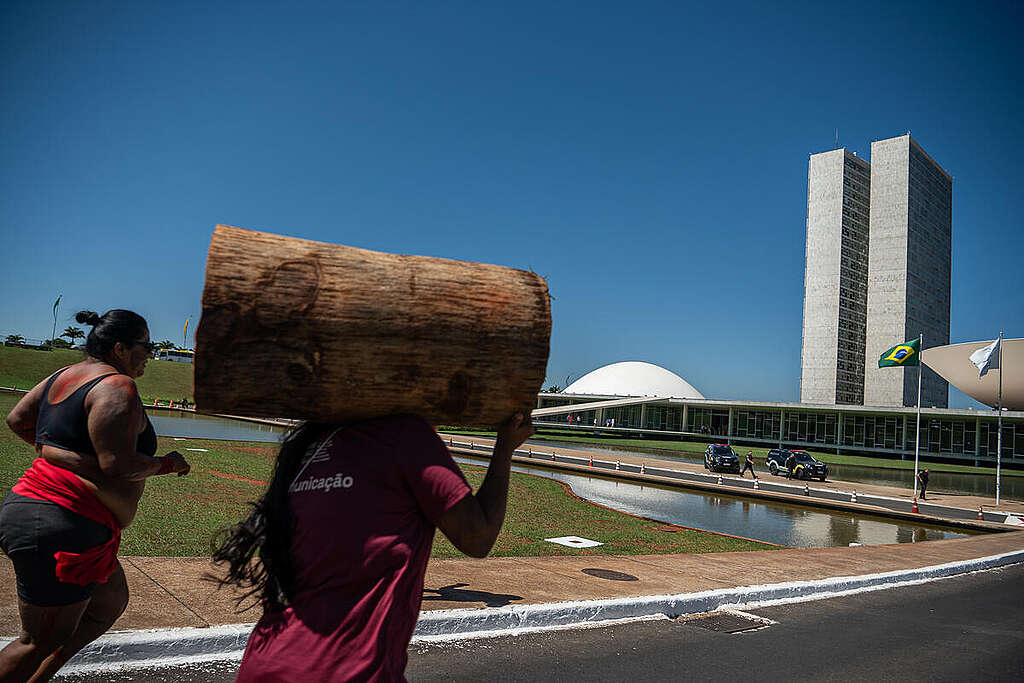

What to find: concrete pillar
left=682, top=404, right=689, bottom=436
left=779, top=410, right=785, bottom=447
left=727, top=407, right=734, bottom=444
left=836, top=410, right=842, bottom=456
left=902, top=414, right=909, bottom=460
left=640, top=403, right=647, bottom=430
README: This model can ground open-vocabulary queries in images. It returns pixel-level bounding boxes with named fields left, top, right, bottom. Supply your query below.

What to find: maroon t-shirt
left=236, top=416, right=471, bottom=683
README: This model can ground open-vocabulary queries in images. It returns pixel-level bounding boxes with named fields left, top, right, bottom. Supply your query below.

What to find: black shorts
left=0, top=490, right=112, bottom=606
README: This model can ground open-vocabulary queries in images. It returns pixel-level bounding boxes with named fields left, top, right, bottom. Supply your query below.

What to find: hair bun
left=75, top=310, right=101, bottom=326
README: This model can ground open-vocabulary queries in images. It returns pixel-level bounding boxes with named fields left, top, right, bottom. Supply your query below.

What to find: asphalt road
left=60, top=564, right=1024, bottom=682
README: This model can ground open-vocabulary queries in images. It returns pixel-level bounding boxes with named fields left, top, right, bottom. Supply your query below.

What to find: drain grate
left=580, top=568, right=639, bottom=581
left=679, top=609, right=775, bottom=634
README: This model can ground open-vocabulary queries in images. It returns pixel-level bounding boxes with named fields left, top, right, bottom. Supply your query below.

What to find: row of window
left=536, top=399, right=1024, bottom=458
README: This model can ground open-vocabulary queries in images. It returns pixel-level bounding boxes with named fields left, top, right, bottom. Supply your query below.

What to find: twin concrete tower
left=800, top=134, right=952, bottom=408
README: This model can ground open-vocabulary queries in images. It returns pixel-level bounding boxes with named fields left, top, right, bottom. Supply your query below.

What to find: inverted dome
left=562, top=361, right=704, bottom=399
left=923, top=339, right=1024, bottom=410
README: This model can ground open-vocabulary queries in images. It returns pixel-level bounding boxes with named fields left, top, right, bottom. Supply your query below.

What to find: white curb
left=412, top=549, right=1024, bottom=638
left=14, top=548, right=1022, bottom=675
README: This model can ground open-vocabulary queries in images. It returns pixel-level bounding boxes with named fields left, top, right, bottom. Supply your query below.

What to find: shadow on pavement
left=422, top=583, right=523, bottom=607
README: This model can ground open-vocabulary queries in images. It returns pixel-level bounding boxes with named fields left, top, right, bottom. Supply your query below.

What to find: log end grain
left=195, top=225, right=551, bottom=428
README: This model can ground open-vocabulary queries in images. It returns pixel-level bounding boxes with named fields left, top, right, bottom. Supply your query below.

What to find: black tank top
left=36, top=367, right=158, bottom=458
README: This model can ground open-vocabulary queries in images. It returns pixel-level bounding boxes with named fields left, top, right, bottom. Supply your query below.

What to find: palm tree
left=5, top=334, right=25, bottom=346
left=62, top=326, right=85, bottom=347
left=156, top=340, right=176, bottom=350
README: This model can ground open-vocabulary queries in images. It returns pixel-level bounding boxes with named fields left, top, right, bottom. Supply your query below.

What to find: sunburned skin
left=38, top=373, right=151, bottom=527
left=24, top=331, right=177, bottom=527
left=0, top=318, right=189, bottom=683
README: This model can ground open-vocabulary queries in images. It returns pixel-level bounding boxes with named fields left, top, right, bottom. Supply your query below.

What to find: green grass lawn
left=0, top=346, right=194, bottom=403
left=0, top=393, right=775, bottom=557
left=441, top=426, right=1024, bottom=479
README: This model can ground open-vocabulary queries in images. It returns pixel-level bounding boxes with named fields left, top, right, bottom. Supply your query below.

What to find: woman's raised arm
left=435, top=413, right=534, bottom=558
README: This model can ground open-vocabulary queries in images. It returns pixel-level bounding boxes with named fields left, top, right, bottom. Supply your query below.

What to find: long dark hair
left=211, top=421, right=334, bottom=612
left=75, top=309, right=147, bottom=358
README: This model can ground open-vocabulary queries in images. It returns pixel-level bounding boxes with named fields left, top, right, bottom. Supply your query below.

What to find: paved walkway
left=2, top=531, right=1022, bottom=638
left=2, top=435, right=1023, bottom=639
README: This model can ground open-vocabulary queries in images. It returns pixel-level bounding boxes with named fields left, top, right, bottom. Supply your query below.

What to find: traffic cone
left=528, top=448, right=533, bottom=457
left=978, top=506, right=984, bottom=521
left=588, top=455, right=594, bottom=467
left=850, top=490, right=858, bottom=503
left=753, top=479, right=759, bottom=490
left=615, top=460, right=621, bottom=470
left=717, top=475, right=723, bottom=485
left=640, top=463, right=646, bottom=475
left=804, top=484, right=810, bottom=496
left=912, top=498, right=919, bottom=513
left=551, top=452, right=556, bottom=461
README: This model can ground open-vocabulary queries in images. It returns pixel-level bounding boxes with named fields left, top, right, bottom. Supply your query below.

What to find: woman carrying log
left=213, top=412, right=534, bottom=682
left=0, top=309, right=191, bottom=681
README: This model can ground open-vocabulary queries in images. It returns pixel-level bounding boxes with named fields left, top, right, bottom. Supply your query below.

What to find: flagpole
left=914, top=333, right=922, bottom=499
left=50, top=294, right=62, bottom=350
left=996, top=332, right=1003, bottom=506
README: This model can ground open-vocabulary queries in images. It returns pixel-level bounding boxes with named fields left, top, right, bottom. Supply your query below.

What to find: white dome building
left=562, top=361, right=704, bottom=399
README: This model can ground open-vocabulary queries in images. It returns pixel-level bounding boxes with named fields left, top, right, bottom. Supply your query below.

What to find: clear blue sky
left=2, top=1, right=1021, bottom=408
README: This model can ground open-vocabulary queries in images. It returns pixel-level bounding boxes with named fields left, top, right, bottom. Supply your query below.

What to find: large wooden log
left=194, top=225, right=551, bottom=428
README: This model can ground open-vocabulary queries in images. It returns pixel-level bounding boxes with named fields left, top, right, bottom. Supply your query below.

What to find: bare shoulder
left=97, top=374, right=137, bottom=391
left=89, top=375, right=140, bottom=410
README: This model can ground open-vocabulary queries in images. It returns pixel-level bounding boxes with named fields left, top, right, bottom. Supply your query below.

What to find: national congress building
left=800, top=134, right=952, bottom=408
left=532, top=134, right=1020, bottom=467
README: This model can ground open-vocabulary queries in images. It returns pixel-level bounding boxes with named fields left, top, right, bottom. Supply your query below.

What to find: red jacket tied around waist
left=12, top=458, right=122, bottom=585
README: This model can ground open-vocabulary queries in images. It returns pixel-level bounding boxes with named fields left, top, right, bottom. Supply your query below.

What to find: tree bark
left=194, top=225, right=551, bottom=428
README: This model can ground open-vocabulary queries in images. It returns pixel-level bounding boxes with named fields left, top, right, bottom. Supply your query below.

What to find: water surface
left=527, top=437, right=1024, bottom=499
left=148, top=409, right=286, bottom=442
left=458, top=455, right=977, bottom=549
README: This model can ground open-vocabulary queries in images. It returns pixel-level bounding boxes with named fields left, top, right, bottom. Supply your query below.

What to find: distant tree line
left=3, top=330, right=183, bottom=354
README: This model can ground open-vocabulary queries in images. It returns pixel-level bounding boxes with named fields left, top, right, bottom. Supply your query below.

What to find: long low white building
left=533, top=362, right=1023, bottom=466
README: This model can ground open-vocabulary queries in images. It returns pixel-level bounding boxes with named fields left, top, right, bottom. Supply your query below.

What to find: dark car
left=765, top=449, right=828, bottom=481
left=704, top=444, right=741, bottom=473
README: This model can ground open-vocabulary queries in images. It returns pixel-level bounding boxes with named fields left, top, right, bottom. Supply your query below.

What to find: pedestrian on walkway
left=213, top=412, right=534, bottom=682
left=0, top=309, right=191, bottom=682
left=917, top=468, right=930, bottom=500
left=741, top=451, right=758, bottom=479
left=785, top=451, right=796, bottom=479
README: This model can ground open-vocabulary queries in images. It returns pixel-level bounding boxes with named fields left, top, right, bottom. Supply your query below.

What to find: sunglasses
left=133, top=340, right=158, bottom=354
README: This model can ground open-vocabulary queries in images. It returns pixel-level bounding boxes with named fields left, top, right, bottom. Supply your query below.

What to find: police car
left=704, top=444, right=741, bottom=473
left=765, top=449, right=828, bottom=481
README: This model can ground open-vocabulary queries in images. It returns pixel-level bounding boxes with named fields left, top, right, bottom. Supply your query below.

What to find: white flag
left=969, top=338, right=1000, bottom=378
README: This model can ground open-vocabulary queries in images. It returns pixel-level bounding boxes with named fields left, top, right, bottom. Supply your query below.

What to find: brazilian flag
left=878, top=338, right=920, bottom=368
